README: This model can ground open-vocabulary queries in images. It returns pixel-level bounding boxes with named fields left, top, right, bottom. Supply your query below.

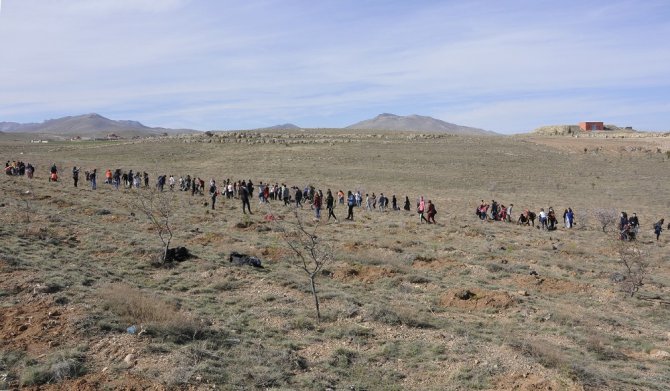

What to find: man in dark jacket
left=72, top=166, right=80, bottom=187
left=346, top=191, right=355, bottom=220
left=241, top=185, right=252, bottom=214
left=295, top=187, right=303, bottom=208
left=326, top=189, right=337, bottom=221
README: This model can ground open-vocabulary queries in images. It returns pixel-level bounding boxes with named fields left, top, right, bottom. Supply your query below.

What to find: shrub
left=615, top=242, right=648, bottom=297
left=367, top=304, right=435, bottom=328
left=592, top=208, right=618, bottom=233
left=20, top=348, right=86, bottom=386
left=99, top=284, right=205, bottom=343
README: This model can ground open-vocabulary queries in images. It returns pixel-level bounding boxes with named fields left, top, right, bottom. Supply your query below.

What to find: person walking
left=326, top=189, right=337, bottom=222
left=654, top=219, right=664, bottom=241
left=418, top=196, right=428, bottom=223
left=113, top=169, right=121, bottom=190
left=295, top=187, right=303, bottom=208
left=629, top=213, right=639, bottom=237
left=157, top=175, right=166, bottom=192
left=209, top=180, right=218, bottom=210
left=283, top=184, right=290, bottom=206
left=404, top=196, right=411, bottom=211
left=539, top=208, right=548, bottom=230
left=241, top=185, right=252, bottom=214
left=313, top=190, right=322, bottom=219
left=49, top=164, right=58, bottom=182
left=566, top=208, right=575, bottom=228
left=426, top=200, right=437, bottom=223
left=90, top=169, right=97, bottom=190
left=72, top=166, right=80, bottom=187
left=346, top=191, right=355, bottom=220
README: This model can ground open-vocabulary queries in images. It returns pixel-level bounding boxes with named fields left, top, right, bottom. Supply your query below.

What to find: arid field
left=1, top=131, right=669, bottom=390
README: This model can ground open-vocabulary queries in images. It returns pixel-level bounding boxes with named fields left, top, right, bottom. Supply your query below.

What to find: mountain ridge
left=0, top=113, right=199, bottom=139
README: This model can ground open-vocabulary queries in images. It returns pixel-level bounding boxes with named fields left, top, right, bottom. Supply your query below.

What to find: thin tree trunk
left=163, top=236, right=171, bottom=263
left=310, top=275, right=321, bottom=322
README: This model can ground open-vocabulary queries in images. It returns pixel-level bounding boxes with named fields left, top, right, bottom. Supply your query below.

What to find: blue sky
left=0, top=0, right=668, bottom=133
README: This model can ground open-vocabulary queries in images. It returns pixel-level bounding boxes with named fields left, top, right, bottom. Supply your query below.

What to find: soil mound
left=439, top=288, right=515, bottom=310
left=333, top=265, right=397, bottom=283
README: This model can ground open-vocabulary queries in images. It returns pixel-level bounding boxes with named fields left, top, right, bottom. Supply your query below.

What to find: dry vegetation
left=1, top=131, right=669, bottom=390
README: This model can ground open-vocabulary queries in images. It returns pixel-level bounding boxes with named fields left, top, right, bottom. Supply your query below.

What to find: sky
left=0, top=0, right=668, bottom=133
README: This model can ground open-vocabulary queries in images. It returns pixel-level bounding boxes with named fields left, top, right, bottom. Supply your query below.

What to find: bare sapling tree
left=593, top=208, right=618, bottom=233
left=615, top=241, right=648, bottom=297
left=19, top=184, right=35, bottom=224
left=131, top=186, right=176, bottom=265
left=275, top=208, right=333, bottom=322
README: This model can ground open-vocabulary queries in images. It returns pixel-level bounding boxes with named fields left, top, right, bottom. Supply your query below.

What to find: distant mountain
left=260, top=123, right=301, bottom=131
left=0, top=113, right=199, bottom=139
left=346, top=113, right=496, bottom=135
left=0, top=122, right=22, bottom=132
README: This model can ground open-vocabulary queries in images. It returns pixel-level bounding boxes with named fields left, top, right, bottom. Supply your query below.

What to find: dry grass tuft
left=99, top=283, right=205, bottom=343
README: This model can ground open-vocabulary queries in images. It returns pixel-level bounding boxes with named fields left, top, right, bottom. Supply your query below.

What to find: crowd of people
left=478, top=199, right=574, bottom=231
left=5, top=161, right=667, bottom=239
left=476, top=199, right=666, bottom=241
left=5, top=160, right=35, bottom=178
left=10, top=163, right=439, bottom=223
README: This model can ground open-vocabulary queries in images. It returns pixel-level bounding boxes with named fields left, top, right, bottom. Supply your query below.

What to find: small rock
left=610, top=272, right=626, bottom=283
left=48, top=341, right=59, bottom=348
left=518, top=290, right=529, bottom=297
left=48, top=310, right=60, bottom=317
left=552, top=244, right=558, bottom=251
left=650, top=350, right=670, bottom=359
left=102, top=367, right=109, bottom=373
left=17, top=324, right=29, bottom=332
left=123, top=354, right=137, bottom=365
left=456, top=290, right=475, bottom=300
left=529, top=270, right=538, bottom=276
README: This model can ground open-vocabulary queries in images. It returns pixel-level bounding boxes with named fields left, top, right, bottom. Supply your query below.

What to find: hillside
left=0, top=114, right=199, bottom=139
left=346, top=113, right=496, bottom=135
left=1, top=133, right=668, bottom=390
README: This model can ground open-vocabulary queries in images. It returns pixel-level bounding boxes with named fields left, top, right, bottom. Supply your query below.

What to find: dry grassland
left=1, top=131, right=669, bottom=390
